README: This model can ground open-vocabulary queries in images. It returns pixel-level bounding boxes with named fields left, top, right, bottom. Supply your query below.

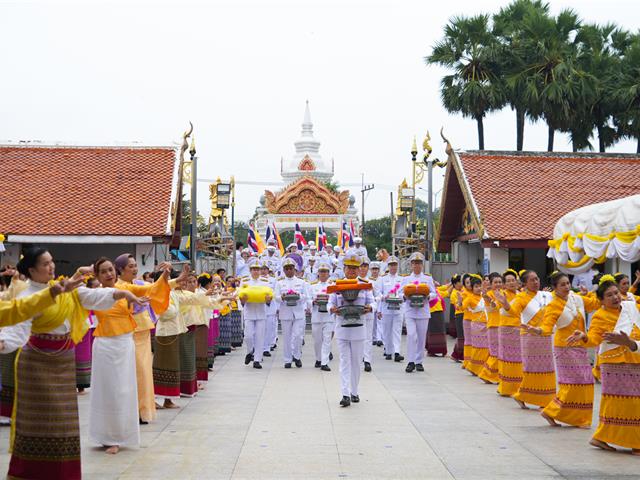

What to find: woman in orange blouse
left=532, top=272, right=600, bottom=427
left=461, top=276, right=485, bottom=376
left=460, top=274, right=474, bottom=370
left=478, top=273, right=502, bottom=384
left=495, top=270, right=521, bottom=396
left=449, top=275, right=464, bottom=363
left=568, top=278, right=640, bottom=455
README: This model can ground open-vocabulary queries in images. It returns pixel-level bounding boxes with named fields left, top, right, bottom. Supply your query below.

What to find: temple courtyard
left=1, top=335, right=637, bottom=480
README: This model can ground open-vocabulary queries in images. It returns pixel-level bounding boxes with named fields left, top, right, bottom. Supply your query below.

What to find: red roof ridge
left=459, top=150, right=640, bottom=161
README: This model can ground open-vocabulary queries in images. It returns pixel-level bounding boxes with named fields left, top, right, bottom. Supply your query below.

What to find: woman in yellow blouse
left=496, top=270, right=555, bottom=409
left=460, top=274, right=474, bottom=370
left=462, top=275, right=485, bottom=376
left=449, top=275, right=464, bottom=362
left=479, top=273, right=502, bottom=384
left=495, top=270, right=521, bottom=396
left=531, top=272, right=600, bottom=427
left=568, top=278, right=640, bottom=454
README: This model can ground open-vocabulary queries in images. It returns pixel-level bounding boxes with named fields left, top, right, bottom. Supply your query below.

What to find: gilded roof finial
left=440, top=127, right=453, bottom=155
left=411, top=136, right=418, bottom=156
left=189, top=134, right=196, bottom=157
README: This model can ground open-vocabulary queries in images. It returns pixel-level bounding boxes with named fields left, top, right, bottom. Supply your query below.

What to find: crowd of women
left=446, top=268, right=640, bottom=456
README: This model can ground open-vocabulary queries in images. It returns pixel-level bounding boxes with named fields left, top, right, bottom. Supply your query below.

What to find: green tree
left=493, top=0, right=550, bottom=150
left=426, top=14, right=505, bottom=150
left=181, top=194, right=207, bottom=237
left=612, top=34, right=640, bottom=153
left=364, top=216, right=392, bottom=254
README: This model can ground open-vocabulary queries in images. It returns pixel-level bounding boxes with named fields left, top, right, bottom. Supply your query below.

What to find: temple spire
left=302, top=100, right=313, bottom=137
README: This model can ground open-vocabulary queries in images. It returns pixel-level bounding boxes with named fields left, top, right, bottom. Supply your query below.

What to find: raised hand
left=567, top=330, right=586, bottom=345
left=603, top=330, right=637, bottom=350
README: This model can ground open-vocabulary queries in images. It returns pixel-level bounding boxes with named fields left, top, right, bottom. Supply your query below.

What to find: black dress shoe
left=394, top=353, right=404, bottom=362
left=315, top=361, right=321, bottom=368
left=321, top=364, right=331, bottom=371
left=253, top=361, right=262, bottom=369
left=329, top=352, right=334, bottom=361
left=372, top=341, right=377, bottom=346
left=364, top=361, right=372, bottom=372
left=263, top=351, right=271, bottom=357
left=139, top=418, right=149, bottom=425
left=350, top=395, right=360, bottom=403
left=406, top=362, right=415, bottom=373
left=385, top=354, right=392, bottom=360
left=284, top=363, right=292, bottom=369
left=270, top=345, right=277, bottom=351
left=340, top=396, right=351, bottom=407
left=294, top=358, right=302, bottom=368
left=376, top=341, right=384, bottom=347
left=244, top=354, right=253, bottom=365
left=416, top=363, right=424, bottom=372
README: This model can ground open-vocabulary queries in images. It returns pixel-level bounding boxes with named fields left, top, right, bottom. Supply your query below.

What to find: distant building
left=0, top=143, right=182, bottom=275
left=434, top=149, right=640, bottom=280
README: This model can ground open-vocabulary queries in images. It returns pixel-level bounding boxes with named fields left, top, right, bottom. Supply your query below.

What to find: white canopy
left=547, top=194, right=640, bottom=274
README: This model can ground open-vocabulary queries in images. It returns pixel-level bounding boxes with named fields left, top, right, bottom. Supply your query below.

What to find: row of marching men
left=0, top=247, right=238, bottom=480
left=451, top=268, right=640, bottom=455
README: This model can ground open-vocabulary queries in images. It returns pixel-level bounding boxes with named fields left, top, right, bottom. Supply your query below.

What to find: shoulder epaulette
left=400, top=273, right=409, bottom=277
left=311, top=280, right=318, bottom=285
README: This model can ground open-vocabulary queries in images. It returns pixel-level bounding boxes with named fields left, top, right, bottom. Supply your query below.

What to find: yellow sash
left=31, top=283, right=88, bottom=344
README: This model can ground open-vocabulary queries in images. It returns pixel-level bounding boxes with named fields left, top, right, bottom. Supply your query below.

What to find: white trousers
left=89, top=333, right=140, bottom=447
left=382, top=313, right=403, bottom=355
left=244, top=318, right=265, bottom=363
left=338, top=338, right=364, bottom=396
left=372, top=315, right=383, bottom=342
left=405, top=317, right=428, bottom=364
left=263, top=314, right=277, bottom=351
left=311, top=322, right=333, bottom=365
left=281, top=318, right=305, bottom=363
left=363, top=316, right=374, bottom=363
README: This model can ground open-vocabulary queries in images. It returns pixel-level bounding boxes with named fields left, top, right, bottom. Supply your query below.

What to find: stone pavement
left=0, top=335, right=638, bottom=479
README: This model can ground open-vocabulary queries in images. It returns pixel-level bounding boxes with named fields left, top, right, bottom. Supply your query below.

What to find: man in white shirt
left=353, top=237, right=368, bottom=259
left=359, top=257, right=375, bottom=372
left=238, top=259, right=273, bottom=369
left=329, top=251, right=374, bottom=407
left=377, top=256, right=404, bottom=362
left=236, top=248, right=251, bottom=278
left=304, top=257, right=318, bottom=283
left=369, top=262, right=383, bottom=347
left=274, top=258, right=310, bottom=368
left=260, top=262, right=278, bottom=357
left=263, top=245, right=282, bottom=277
left=310, top=262, right=334, bottom=371
left=401, top=252, right=436, bottom=373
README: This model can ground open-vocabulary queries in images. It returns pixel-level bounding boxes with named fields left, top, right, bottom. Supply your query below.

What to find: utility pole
left=230, top=176, right=236, bottom=276
left=189, top=136, right=197, bottom=272
left=360, top=177, right=374, bottom=243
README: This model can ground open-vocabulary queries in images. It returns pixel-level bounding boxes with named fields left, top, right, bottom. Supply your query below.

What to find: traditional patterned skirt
left=218, top=313, right=232, bottom=354
left=133, top=329, right=156, bottom=423
left=468, top=321, right=489, bottom=376
left=8, top=334, right=81, bottom=480
left=208, top=316, right=219, bottom=368
left=451, top=313, right=464, bottom=362
left=513, top=333, right=556, bottom=408
left=153, top=334, right=180, bottom=398
left=195, top=325, right=209, bottom=382
left=74, top=328, right=93, bottom=389
left=594, top=362, right=640, bottom=449
left=479, top=326, right=500, bottom=384
left=0, top=350, right=18, bottom=417
left=462, top=319, right=473, bottom=370
left=542, top=346, right=594, bottom=427
left=447, top=306, right=457, bottom=338
left=179, top=327, right=197, bottom=397
left=426, top=311, right=448, bottom=356
left=230, top=310, right=243, bottom=347
left=497, top=325, right=523, bottom=396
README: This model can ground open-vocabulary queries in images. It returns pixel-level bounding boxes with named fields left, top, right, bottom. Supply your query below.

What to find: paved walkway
left=0, top=335, right=638, bottom=479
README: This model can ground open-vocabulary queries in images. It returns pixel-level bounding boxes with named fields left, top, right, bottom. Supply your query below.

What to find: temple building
left=254, top=102, right=359, bottom=233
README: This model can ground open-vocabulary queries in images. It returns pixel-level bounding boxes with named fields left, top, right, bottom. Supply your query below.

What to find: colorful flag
left=254, top=226, right=266, bottom=253
left=348, top=220, right=356, bottom=247
left=321, top=224, right=327, bottom=249
left=294, top=223, right=307, bottom=249
left=247, top=229, right=259, bottom=253
left=273, top=222, right=285, bottom=256
left=265, top=223, right=273, bottom=245
left=341, top=221, right=350, bottom=249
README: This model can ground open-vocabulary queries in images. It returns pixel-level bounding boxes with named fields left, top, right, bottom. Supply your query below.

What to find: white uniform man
left=359, top=257, right=375, bottom=372
left=275, top=257, right=310, bottom=368
left=236, top=248, right=251, bottom=277
left=260, top=262, right=278, bottom=356
left=304, top=256, right=318, bottom=283
left=377, top=256, right=405, bottom=362
left=238, top=259, right=273, bottom=369
left=329, top=251, right=374, bottom=407
left=331, top=246, right=344, bottom=280
left=369, top=262, right=383, bottom=346
left=310, top=262, right=334, bottom=371
left=353, top=237, right=368, bottom=258
left=263, top=245, right=282, bottom=276
left=401, top=252, right=436, bottom=373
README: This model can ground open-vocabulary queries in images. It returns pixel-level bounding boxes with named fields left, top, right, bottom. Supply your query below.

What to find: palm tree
left=512, top=8, right=586, bottom=151
left=612, top=34, right=640, bottom=152
left=426, top=14, right=505, bottom=150
left=493, top=0, right=550, bottom=150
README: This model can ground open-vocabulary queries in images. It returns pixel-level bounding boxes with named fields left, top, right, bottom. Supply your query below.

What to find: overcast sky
left=2, top=0, right=639, bottom=224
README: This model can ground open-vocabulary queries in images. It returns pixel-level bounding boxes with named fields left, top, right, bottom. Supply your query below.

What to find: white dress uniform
left=353, top=245, right=368, bottom=258
left=310, top=280, right=334, bottom=366
left=369, top=273, right=383, bottom=343
left=274, top=275, right=309, bottom=365
left=328, top=281, right=374, bottom=398
left=378, top=272, right=405, bottom=357
left=263, top=253, right=282, bottom=277
left=401, top=272, right=437, bottom=366
left=304, top=264, right=318, bottom=283
left=360, top=276, right=376, bottom=366
left=262, top=274, right=279, bottom=353
left=240, top=276, right=272, bottom=364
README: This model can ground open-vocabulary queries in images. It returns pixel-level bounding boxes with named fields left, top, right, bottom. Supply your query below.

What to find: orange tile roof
left=439, top=151, right=640, bottom=247
left=0, top=145, right=178, bottom=237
